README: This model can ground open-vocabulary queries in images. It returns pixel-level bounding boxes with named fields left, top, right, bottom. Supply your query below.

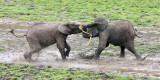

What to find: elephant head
left=82, top=17, right=108, bottom=38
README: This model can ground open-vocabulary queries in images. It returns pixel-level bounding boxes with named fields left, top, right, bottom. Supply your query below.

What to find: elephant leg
left=93, top=32, right=109, bottom=60
left=106, top=42, right=109, bottom=47
left=65, top=41, right=70, bottom=57
left=93, top=39, right=108, bottom=60
left=94, top=42, right=109, bottom=57
left=24, top=41, right=41, bottom=61
left=24, top=49, right=41, bottom=61
left=126, top=41, right=142, bottom=60
left=120, top=46, right=125, bottom=58
left=57, top=40, right=66, bottom=60
left=94, top=44, right=106, bottom=60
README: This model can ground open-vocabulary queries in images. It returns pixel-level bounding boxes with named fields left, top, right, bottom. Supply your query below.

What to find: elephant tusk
left=86, top=37, right=92, bottom=47
left=79, top=24, right=90, bottom=35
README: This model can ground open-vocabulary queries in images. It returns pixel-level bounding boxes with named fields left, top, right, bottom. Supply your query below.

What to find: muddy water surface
left=0, top=20, right=160, bottom=78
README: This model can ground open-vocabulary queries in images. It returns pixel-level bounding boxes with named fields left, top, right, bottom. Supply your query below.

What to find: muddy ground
left=0, top=19, right=160, bottom=79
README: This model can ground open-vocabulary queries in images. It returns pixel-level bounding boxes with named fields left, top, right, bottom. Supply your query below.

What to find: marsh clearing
left=0, top=19, right=160, bottom=79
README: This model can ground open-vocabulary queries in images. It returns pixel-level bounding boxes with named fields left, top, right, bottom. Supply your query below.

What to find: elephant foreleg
left=65, top=41, right=70, bottom=57
left=93, top=34, right=108, bottom=60
left=57, top=42, right=66, bottom=60
left=93, top=46, right=106, bottom=60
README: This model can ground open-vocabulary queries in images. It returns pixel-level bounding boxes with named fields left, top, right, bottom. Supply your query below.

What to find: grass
left=135, top=41, right=160, bottom=54
left=0, top=47, right=4, bottom=52
left=135, top=41, right=148, bottom=54
left=148, top=44, right=160, bottom=49
left=0, top=63, right=159, bottom=80
left=0, top=0, right=160, bottom=27
left=135, top=41, right=147, bottom=46
left=102, top=51, right=113, bottom=55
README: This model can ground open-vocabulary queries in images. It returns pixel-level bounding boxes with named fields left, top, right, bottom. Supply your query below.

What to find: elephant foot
left=23, top=53, right=29, bottom=59
left=24, top=57, right=37, bottom=62
left=62, top=56, right=67, bottom=60
left=62, top=59, right=67, bottom=61
left=23, top=53, right=32, bottom=62
left=65, top=50, right=70, bottom=57
left=119, top=55, right=125, bottom=58
left=66, top=53, right=69, bottom=57
left=93, top=56, right=99, bottom=60
left=24, top=58, right=34, bottom=62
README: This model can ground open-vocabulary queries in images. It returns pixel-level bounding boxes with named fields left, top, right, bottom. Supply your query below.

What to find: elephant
left=10, top=21, right=90, bottom=61
left=82, top=17, right=142, bottom=60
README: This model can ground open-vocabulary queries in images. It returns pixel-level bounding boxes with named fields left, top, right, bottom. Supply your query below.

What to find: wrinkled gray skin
left=82, top=17, right=142, bottom=60
left=11, top=21, right=87, bottom=61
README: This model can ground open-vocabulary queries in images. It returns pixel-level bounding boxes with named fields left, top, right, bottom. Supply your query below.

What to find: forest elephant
left=82, top=17, right=142, bottom=60
left=10, top=21, right=91, bottom=61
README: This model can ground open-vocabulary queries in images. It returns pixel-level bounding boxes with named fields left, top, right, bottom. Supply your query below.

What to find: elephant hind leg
left=24, top=38, right=41, bottom=61
left=120, top=46, right=125, bottom=58
left=57, top=43, right=66, bottom=60
left=56, top=38, right=66, bottom=60
left=24, top=49, right=41, bottom=61
left=125, top=41, right=142, bottom=60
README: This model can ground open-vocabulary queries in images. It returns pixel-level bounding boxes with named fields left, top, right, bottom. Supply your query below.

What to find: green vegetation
left=135, top=41, right=147, bottom=54
left=102, top=51, right=113, bottom=55
left=0, top=0, right=160, bottom=27
left=0, top=63, right=158, bottom=80
left=136, top=47, right=147, bottom=54
left=135, top=41, right=160, bottom=54
left=148, top=44, right=160, bottom=49
left=0, top=47, right=4, bottom=52
left=135, top=41, right=147, bottom=46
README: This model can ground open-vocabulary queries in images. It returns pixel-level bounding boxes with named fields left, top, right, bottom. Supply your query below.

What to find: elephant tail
left=10, top=29, right=26, bottom=38
left=141, top=55, right=149, bottom=61
left=141, top=53, right=157, bottom=61
left=134, top=29, right=142, bottom=38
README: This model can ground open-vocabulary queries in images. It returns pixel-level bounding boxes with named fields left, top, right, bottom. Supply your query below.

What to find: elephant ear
left=97, top=20, right=108, bottom=31
left=58, top=23, right=72, bottom=35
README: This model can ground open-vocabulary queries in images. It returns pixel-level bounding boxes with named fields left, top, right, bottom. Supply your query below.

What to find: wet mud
left=0, top=19, right=160, bottom=78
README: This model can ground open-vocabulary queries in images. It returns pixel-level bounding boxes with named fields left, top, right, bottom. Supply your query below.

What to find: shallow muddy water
left=0, top=20, right=160, bottom=78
